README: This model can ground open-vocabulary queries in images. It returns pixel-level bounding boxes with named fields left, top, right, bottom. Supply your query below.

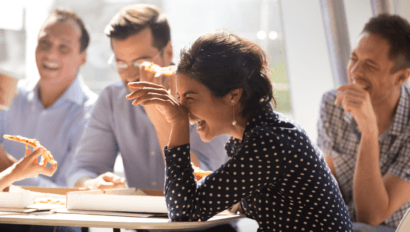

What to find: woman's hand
left=126, top=81, right=188, bottom=124
left=139, top=62, right=177, bottom=99
left=12, top=147, right=57, bottom=181
left=0, top=147, right=57, bottom=191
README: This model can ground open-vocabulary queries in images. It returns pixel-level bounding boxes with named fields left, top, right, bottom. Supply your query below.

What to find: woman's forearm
left=0, top=164, right=17, bottom=191
left=168, top=118, right=190, bottom=149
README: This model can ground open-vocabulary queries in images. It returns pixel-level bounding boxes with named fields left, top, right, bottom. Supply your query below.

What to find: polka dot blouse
left=164, top=103, right=353, bottom=232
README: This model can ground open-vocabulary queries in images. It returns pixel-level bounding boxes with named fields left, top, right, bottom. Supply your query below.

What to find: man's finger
left=352, top=80, right=367, bottom=89
left=336, top=84, right=351, bottom=92
left=334, top=92, right=345, bottom=106
left=101, top=172, right=116, bottom=182
left=111, top=175, right=125, bottom=184
left=98, top=181, right=125, bottom=190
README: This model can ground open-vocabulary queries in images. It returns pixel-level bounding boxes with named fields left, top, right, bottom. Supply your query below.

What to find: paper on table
left=66, top=188, right=168, bottom=213
left=0, top=185, right=66, bottom=210
left=52, top=208, right=168, bottom=218
left=0, top=191, right=33, bottom=208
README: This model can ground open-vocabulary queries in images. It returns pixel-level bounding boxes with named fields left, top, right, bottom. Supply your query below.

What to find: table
left=0, top=210, right=244, bottom=231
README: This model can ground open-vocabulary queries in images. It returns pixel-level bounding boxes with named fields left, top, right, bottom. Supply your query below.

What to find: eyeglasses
left=108, top=49, right=163, bottom=74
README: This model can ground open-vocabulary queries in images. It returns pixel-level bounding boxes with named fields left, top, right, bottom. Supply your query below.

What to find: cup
left=0, top=72, right=18, bottom=110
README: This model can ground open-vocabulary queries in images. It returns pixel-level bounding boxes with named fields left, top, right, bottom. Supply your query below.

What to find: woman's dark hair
left=363, top=14, right=410, bottom=73
left=105, top=4, right=171, bottom=51
left=45, top=8, right=90, bottom=53
left=177, top=30, right=274, bottom=117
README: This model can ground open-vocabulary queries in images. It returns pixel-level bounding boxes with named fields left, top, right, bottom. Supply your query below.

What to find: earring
left=231, top=99, right=237, bottom=126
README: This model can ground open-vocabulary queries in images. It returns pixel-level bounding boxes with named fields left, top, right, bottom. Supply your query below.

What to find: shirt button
left=151, top=181, right=157, bottom=186
left=150, top=151, right=155, bottom=156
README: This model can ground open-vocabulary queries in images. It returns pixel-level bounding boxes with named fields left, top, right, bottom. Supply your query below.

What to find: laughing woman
left=127, top=30, right=353, bottom=232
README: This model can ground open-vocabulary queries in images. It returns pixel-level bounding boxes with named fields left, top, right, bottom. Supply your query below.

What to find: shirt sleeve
left=317, top=91, right=337, bottom=158
left=15, top=115, right=89, bottom=187
left=66, top=90, right=119, bottom=187
left=164, top=130, right=287, bottom=222
left=387, top=135, right=410, bottom=182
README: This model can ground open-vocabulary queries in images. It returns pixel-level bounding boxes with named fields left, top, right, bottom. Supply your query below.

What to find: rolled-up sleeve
left=387, top=136, right=410, bottom=182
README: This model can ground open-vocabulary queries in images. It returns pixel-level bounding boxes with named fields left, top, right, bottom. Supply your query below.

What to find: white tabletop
left=0, top=211, right=244, bottom=230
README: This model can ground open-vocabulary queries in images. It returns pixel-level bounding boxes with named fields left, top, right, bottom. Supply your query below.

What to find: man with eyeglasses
left=67, top=4, right=229, bottom=197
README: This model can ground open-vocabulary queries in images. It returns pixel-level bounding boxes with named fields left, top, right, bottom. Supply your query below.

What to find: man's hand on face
left=335, top=82, right=378, bottom=135
left=83, top=172, right=126, bottom=190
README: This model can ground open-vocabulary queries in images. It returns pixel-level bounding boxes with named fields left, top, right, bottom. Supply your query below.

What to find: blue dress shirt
left=67, top=81, right=229, bottom=189
left=0, top=76, right=97, bottom=187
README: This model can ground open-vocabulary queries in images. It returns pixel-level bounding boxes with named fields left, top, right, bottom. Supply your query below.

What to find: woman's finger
left=39, top=163, right=58, bottom=177
left=132, top=93, right=173, bottom=105
left=128, top=81, right=166, bottom=89
left=27, top=147, right=44, bottom=160
left=137, top=97, right=173, bottom=106
left=126, top=87, right=168, bottom=100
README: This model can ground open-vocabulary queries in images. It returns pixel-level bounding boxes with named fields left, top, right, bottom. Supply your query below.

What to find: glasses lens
left=133, top=61, right=143, bottom=68
left=112, top=62, right=127, bottom=74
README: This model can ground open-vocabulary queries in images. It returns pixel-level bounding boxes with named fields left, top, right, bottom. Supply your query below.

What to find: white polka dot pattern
left=164, top=103, right=353, bottom=231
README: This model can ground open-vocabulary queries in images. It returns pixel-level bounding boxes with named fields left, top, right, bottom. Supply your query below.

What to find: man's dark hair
left=105, top=4, right=171, bottom=51
left=43, top=8, right=90, bottom=53
left=177, top=30, right=275, bottom=117
left=363, top=14, right=410, bottom=73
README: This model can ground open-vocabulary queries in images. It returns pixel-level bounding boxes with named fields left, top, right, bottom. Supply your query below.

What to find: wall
left=280, top=0, right=334, bottom=142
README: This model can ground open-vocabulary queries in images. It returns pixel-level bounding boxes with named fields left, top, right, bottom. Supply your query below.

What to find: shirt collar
left=389, top=85, right=409, bottom=136
left=225, top=101, right=278, bottom=157
left=343, top=85, right=410, bottom=136
left=227, top=101, right=274, bottom=147
left=30, top=74, right=86, bottom=107
left=243, top=101, right=274, bottom=136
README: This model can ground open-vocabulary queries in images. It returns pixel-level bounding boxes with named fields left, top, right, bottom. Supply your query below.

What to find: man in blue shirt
left=0, top=9, right=97, bottom=187
left=67, top=4, right=229, bottom=191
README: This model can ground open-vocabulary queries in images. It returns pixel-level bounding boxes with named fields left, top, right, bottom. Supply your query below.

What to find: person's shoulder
left=402, top=85, right=410, bottom=98
left=98, top=81, right=127, bottom=99
left=319, top=89, right=343, bottom=116
left=16, top=78, right=36, bottom=95
left=246, top=111, right=297, bottom=141
left=91, top=81, right=130, bottom=114
left=321, top=89, right=337, bottom=104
